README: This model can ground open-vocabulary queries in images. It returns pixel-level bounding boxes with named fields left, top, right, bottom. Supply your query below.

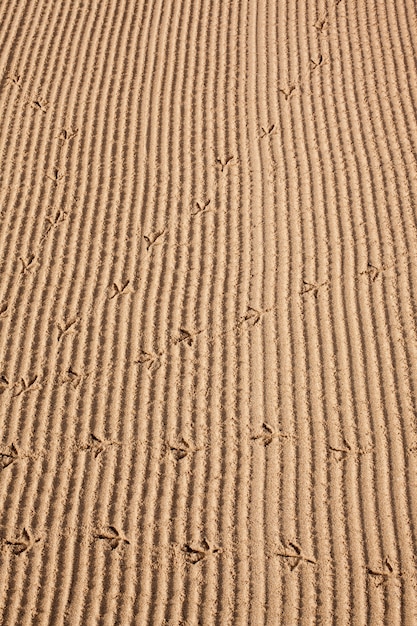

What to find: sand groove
left=0, top=0, right=417, bottom=624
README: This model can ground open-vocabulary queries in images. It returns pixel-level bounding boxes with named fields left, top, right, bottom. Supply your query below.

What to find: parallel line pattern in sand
left=0, top=0, right=417, bottom=623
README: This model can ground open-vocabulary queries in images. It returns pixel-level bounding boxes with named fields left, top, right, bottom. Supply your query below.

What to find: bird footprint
left=94, top=526, right=130, bottom=550
left=4, top=528, right=40, bottom=555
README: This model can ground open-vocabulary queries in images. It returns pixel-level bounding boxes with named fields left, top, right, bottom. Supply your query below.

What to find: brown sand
left=0, top=0, right=417, bottom=624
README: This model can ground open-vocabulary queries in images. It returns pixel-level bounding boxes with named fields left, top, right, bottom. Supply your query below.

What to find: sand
left=0, top=0, right=416, bottom=624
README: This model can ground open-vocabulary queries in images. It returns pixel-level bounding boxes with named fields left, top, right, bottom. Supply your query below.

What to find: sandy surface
left=0, top=0, right=417, bottom=624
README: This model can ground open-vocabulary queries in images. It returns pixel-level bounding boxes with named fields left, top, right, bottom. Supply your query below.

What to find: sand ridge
left=0, top=0, right=417, bottom=623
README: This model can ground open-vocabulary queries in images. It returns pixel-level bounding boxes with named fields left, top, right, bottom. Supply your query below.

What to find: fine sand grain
left=1, top=0, right=417, bottom=624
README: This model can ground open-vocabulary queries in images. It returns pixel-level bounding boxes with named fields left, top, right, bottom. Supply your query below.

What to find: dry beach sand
left=1, top=0, right=417, bottom=624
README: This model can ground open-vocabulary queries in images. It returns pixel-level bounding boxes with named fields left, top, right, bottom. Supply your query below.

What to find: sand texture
left=1, top=0, right=417, bottom=624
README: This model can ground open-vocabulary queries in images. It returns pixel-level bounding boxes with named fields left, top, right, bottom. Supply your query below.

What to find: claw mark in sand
left=314, top=15, right=328, bottom=32
left=57, top=128, right=78, bottom=141
left=168, top=438, right=200, bottom=461
left=182, top=538, right=220, bottom=564
left=329, top=439, right=352, bottom=461
left=251, top=423, right=291, bottom=447
left=94, top=526, right=130, bottom=550
left=260, top=124, right=275, bottom=138
left=361, top=263, right=379, bottom=281
left=44, top=209, right=67, bottom=238
left=0, top=375, right=9, bottom=394
left=174, top=328, right=203, bottom=347
left=241, top=307, right=263, bottom=326
left=57, top=318, right=78, bottom=342
left=144, top=229, right=165, bottom=251
left=30, top=99, right=48, bottom=112
left=0, top=443, right=19, bottom=470
left=360, top=262, right=392, bottom=282
left=367, top=557, right=403, bottom=587
left=6, top=74, right=21, bottom=87
left=82, top=434, right=119, bottom=458
left=311, top=55, right=324, bottom=70
left=13, top=375, right=39, bottom=397
left=192, top=199, right=212, bottom=216
left=134, top=351, right=162, bottom=372
left=302, top=280, right=328, bottom=298
left=62, top=366, right=85, bottom=388
left=20, top=254, right=35, bottom=274
left=279, top=85, right=296, bottom=100
left=276, top=542, right=316, bottom=571
left=108, top=280, right=131, bottom=299
left=241, top=305, right=275, bottom=327
left=47, top=168, right=64, bottom=184
left=4, top=528, right=40, bottom=555
left=216, top=156, right=234, bottom=172
left=329, top=439, right=374, bottom=462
